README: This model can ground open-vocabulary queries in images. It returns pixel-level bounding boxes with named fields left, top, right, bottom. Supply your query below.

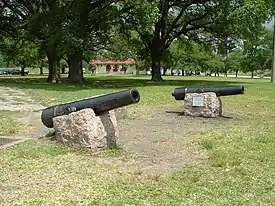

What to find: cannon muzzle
left=172, top=86, right=244, bottom=100
left=41, top=88, right=140, bottom=128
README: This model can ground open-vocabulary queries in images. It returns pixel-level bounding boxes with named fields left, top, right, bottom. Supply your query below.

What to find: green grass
left=0, top=74, right=261, bottom=117
left=0, top=74, right=275, bottom=205
left=0, top=96, right=8, bottom=102
left=0, top=110, right=30, bottom=136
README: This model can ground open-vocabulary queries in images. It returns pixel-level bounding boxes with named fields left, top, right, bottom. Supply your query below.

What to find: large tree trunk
left=47, top=50, right=60, bottom=83
left=20, top=66, right=25, bottom=76
left=163, top=67, right=168, bottom=75
left=224, top=39, right=229, bottom=77
left=150, top=27, right=164, bottom=81
left=235, top=70, right=238, bottom=77
left=251, top=71, right=254, bottom=78
left=39, top=66, right=43, bottom=75
left=57, top=60, right=61, bottom=79
left=67, top=52, right=84, bottom=84
left=171, top=69, right=174, bottom=76
left=47, top=59, right=60, bottom=83
left=151, top=53, right=163, bottom=81
left=181, top=69, right=185, bottom=76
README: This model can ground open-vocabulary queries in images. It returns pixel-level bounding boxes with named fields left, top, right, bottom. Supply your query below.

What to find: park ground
left=0, top=74, right=275, bottom=205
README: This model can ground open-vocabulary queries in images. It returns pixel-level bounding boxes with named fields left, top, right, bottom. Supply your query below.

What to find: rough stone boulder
left=183, top=92, right=222, bottom=118
left=53, top=108, right=119, bottom=152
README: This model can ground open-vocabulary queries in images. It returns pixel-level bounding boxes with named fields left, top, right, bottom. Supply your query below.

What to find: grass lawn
left=0, top=74, right=275, bottom=205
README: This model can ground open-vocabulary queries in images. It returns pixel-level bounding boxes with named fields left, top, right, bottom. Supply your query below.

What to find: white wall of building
left=132, top=68, right=147, bottom=75
left=91, top=65, right=137, bottom=74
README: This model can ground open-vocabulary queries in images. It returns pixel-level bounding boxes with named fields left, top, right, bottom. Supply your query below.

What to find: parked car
left=0, top=69, right=29, bottom=75
left=1, top=70, right=9, bottom=75
left=10, top=69, right=21, bottom=75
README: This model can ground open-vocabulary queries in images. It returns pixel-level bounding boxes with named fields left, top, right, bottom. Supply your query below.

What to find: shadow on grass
left=165, top=111, right=233, bottom=119
left=0, top=75, right=251, bottom=92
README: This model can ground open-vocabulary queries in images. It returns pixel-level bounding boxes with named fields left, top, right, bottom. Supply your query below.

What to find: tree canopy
left=0, top=0, right=273, bottom=82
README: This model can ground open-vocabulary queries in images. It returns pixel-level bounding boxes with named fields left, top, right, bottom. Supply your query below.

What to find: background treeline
left=0, top=0, right=274, bottom=83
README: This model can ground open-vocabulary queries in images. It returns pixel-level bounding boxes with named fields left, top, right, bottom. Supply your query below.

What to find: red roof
left=89, top=59, right=135, bottom=65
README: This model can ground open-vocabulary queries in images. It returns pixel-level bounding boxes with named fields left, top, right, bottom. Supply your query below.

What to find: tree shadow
left=0, top=75, right=252, bottom=92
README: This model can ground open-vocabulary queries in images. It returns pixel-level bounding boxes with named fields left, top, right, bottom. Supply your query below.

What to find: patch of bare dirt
left=0, top=86, right=44, bottom=111
left=16, top=112, right=54, bottom=139
left=0, top=86, right=52, bottom=140
left=95, top=108, right=238, bottom=175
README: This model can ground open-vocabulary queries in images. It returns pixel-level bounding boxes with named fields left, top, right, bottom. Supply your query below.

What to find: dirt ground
left=112, top=108, right=237, bottom=175
left=0, top=86, right=237, bottom=175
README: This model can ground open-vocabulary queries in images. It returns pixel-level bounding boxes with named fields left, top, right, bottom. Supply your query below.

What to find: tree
left=242, top=27, right=273, bottom=78
left=0, top=37, right=38, bottom=75
left=225, top=50, right=244, bottom=77
left=161, top=37, right=191, bottom=75
left=101, top=27, right=139, bottom=60
left=1, top=0, right=118, bottom=84
left=1, top=0, right=63, bottom=82
left=0, top=54, right=6, bottom=68
left=202, top=1, right=240, bottom=77
left=198, top=53, right=224, bottom=76
left=58, top=0, right=117, bottom=84
left=160, top=37, right=218, bottom=76
left=35, top=48, right=49, bottom=75
left=263, top=0, right=275, bottom=82
left=269, top=15, right=275, bottom=82
left=118, top=0, right=270, bottom=81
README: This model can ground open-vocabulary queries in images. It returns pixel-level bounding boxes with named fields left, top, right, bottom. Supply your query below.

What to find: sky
left=265, top=17, right=274, bottom=29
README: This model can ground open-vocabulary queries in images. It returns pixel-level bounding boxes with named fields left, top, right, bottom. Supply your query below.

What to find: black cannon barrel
left=41, top=88, right=140, bottom=128
left=172, top=86, right=244, bottom=100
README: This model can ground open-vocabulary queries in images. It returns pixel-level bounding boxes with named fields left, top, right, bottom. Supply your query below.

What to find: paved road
left=225, top=75, right=270, bottom=79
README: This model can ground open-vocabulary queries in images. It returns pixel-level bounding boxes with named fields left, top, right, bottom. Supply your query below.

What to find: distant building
left=89, top=59, right=137, bottom=74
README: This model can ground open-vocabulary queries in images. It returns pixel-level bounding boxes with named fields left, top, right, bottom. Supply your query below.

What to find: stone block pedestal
left=183, top=92, right=222, bottom=118
left=52, top=108, right=119, bottom=152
